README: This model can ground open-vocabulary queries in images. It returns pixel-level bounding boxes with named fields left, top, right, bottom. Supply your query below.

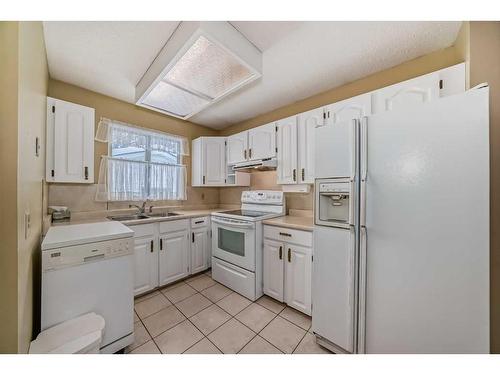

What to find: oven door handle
left=211, top=217, right=254, bottom=229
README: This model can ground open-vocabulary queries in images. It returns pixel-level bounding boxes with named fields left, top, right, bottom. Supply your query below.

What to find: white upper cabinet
left=325, top=93, right=372, bottom=125
left=46, top=97, right=95, bottom=183
left=248, top=122, right=276, bottom=161
left=297, top=108, right=323, bottom=184
left=227, top=131, right=248, bottom=165
left=276, top=116, right=298, bottom=184
left=371, top=63, right=465, bottom=114
left=192, top=137, right=226, bottom=186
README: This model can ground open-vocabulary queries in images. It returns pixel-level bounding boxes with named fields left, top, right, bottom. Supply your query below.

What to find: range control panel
left=42, top=237, right=134, bottom=272
left=241, top=190, right=284, bottom=205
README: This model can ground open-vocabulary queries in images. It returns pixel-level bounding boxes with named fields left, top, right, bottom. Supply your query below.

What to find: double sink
left=107, top=212, right=180, bottom=222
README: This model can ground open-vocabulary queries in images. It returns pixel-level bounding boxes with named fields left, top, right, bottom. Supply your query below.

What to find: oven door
left=212, top=216, right=256, bottom=271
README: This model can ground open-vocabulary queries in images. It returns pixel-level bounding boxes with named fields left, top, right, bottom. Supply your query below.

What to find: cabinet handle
left=279, top=246, right=283, bottom=260
left=192, top=232, right=195, bottom=243
left=279, top=232, right=292, bottom=237
left=195, top=220, right=204, bottom=224
left=301, top=168, right=305, bottom=181
left=160, top=238, right=163, bottom=251
left=203, top=175, right=206, bottom=185
left=150, top=240, right=154, bottom=253
left=293, top=169, right=296, bottom=182
left=249, top=148, right=252, bottom=158
left=244, top=149, right=247, bottom=159
left=288, top=248, right=291, bottom=263
left=84, top=166, right=88, bottom=180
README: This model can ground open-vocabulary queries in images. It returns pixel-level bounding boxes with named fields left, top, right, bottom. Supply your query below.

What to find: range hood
left=232, top=158, right=277, bottom=171
left=135, top=22, right=262, bottom=120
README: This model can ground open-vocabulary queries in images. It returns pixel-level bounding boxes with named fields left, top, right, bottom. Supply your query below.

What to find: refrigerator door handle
left=350, top=119, right=357, bottom=181
left=361, top=116, right=368, bottom=182
left=358, top=225, right=367, bottom=354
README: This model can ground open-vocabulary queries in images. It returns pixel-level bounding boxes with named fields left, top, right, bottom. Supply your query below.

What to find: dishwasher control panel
left=42, top=237, right=134, bottom=272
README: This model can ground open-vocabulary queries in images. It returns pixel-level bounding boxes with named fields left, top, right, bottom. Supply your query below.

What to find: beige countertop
left=263, top=214, right=314, bottom=232
left=48, top=207, right=233, bottom=228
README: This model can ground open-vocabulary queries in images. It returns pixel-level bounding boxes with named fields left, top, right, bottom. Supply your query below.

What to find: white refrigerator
left=313, top=88, right=490, bottom=354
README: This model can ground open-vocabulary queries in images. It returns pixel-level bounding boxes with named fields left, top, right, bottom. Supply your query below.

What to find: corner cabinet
left=263, top=225, right=313, bottom=316
left=46, top=97, right=95, bottom=183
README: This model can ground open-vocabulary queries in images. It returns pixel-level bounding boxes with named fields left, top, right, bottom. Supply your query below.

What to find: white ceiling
left=43, top=21, right=462, bottom=129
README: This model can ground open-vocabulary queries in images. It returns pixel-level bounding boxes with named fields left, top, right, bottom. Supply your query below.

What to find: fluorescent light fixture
left=136, top=22, right=262, bottom=120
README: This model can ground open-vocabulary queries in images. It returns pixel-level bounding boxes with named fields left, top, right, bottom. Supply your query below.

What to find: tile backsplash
left=48, top=170, right=313, bottom=214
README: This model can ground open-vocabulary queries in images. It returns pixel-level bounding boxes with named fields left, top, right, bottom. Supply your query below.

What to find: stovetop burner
left=222, top=210, right=270, bottom=218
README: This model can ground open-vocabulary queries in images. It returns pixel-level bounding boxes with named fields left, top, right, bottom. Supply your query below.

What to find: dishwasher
left=41, top=221, right=135, bottom=353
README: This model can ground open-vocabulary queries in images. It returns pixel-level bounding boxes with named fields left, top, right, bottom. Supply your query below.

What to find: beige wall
left=468, top=21, right=500, bottom=354
left=16, top=21, right=49, bottom=353
left=47, top=80, right=220, bottom=213
left=0, top=21, right=48, bottom=354
left=0, top=21, right=20, bottom=354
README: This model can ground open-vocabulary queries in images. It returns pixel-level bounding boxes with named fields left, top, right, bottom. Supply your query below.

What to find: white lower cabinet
left=263, top=225, right=313, bottom=315
left=190, top=217, right=211, bottom=274
left=159, top=229, right=190, bottom=286
left=129, top=217, right=210, bottom=296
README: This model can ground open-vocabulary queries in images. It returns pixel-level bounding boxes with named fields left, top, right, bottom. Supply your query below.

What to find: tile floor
left=126, top=270, right=332, bottom=354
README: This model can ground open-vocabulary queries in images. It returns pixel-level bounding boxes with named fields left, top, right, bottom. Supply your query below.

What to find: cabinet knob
left=279, top=246, right=283, bottom=260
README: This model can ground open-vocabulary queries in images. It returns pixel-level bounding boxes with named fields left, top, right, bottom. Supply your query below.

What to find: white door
left=248, top=122, right=276, bottom=160
left=49, top=98, right=95, bottom=183
left=284, top=244, right=312, bottom=315
left=315, top=119, right=357, bottom=179
left=360, top=89, right=489, bottom=353
left=325, top=93, right=371, bottom=125
left=133, top=235, right=158, bottom=296
left=371, top=73, right=439, bottom=114
left=203, top=137, right=226, bottom=185
left=227, top=131, right=248, bottom=165
left=312, top=226, right=356, bottom=352
left=263, top=239, right=284, bottom=302
left=298, top=108, right=322, bottom=183
left=191, top=228, right=208, bottom=274
left=159, top=230, right=189, bottom=286
left=276, top=116, right=298, bottom=184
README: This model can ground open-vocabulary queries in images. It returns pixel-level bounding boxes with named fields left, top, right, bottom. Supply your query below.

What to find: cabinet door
left=158, top=230, right=189, bottom=286
left=371, top=73, right=439, bottom=114
left=248, top=122, right=276, bottom=160
left=276, top=116, right=298, bottom=184
left=203, top=137, right=226, bottom=185
left=48, top=97, right=95, bottom=183
left=133, top=235, right=158, bottom=296
left=298, top=108, right=322, bottom=184
left=227, top=131, right=248, bottom=165
left=285, top=244, right=312, bottom=315
left=191, top=228, right=208, bottom=274
left=325, top=93, right=371, bottom=125
left=263, top=239, right=285, bottom=302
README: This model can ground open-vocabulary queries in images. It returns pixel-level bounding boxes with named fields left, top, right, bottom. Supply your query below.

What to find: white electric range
left=211, top=190, right=285, bottom=300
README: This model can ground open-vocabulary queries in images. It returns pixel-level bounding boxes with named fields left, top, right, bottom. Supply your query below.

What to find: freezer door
left=315, top=119, right=357, bottom=179
left=312, top=225, right=357, bottom=353
left=359, top=89, right=490, bottom=353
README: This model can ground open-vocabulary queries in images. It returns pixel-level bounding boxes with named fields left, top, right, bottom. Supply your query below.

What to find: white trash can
left=29, top=312, right=105, bottom=354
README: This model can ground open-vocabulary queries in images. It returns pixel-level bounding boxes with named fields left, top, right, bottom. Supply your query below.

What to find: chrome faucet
left=129, top=201, right=148, bottom=214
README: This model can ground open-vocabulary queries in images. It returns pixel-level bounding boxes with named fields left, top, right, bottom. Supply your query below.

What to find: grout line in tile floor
left=131, top=270, right=316, bottom=354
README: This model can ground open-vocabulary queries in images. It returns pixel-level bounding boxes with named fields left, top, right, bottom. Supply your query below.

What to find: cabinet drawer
left=191, top=216, right=209, bottom=229
left=159, top=219, right=189, bottom=234
left=264, top=225, right=312, bottom=247
left=128, top=223, right=156, bottom=237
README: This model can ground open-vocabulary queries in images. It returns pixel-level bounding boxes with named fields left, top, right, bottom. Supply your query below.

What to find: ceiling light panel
left=136, top=22, right=262, bottom=120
